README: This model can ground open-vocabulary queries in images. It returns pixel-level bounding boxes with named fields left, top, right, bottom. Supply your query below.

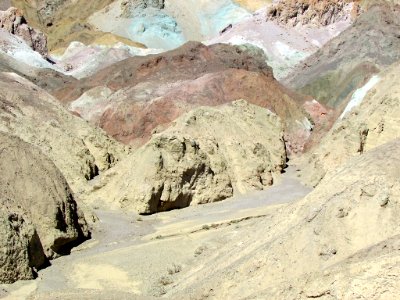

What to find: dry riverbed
left=0, top=168, right=311, bottom=299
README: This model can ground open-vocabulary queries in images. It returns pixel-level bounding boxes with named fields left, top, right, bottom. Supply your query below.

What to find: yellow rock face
left=91, top=33, right=146, bottom=48
left=233, top=0, right=272, bottom=11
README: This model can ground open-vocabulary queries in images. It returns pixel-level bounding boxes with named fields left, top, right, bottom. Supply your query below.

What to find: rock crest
left=268, top=0, right=359, bottom=27
left=0, top=7, right=47, bottom=55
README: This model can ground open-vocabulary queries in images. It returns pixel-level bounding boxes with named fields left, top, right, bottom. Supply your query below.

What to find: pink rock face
left=301, top=99, right=337, bottom=152
left=303, top=99, right=330, bottom=126
left=0, top=7, right=48, bottom=56
left=95, top=69, right=307, bottom=146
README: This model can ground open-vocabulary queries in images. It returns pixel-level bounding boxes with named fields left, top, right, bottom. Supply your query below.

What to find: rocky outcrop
left=297, top=62, right=400, bottom=186
left=0, top=72, right=127, bottom=197
left=0, top=7, right=47, bottom=55
left=88, top=100, right=286, bottom=214
left=0, top=209, right=45, bottom=284
left=268, top=0, right=359, bottom=27
left=208, top=2, right=355, bottom=80
left=10, top=0, right=123, bottom=50
left=0, top=132, right=89, bottom=283
left=0, top=28, right=77, bottom=92
left=121, top=0, right=165, bottom=17
left=283, top=2, right=400, bottom=108
left=52, top=41, right=157, bottom=79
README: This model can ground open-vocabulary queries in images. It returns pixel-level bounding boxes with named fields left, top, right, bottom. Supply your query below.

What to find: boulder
left=0, top=210, right=45, bottom=283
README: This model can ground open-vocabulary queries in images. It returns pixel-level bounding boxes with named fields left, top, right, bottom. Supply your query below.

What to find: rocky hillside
left=208, top=0, right=358, bottom=80
left=0, top=7, right=47, bottom=55
left=10, top=0, right=121, bottom=50
left=0, top=133, right=88, bottom=283
left=87, top=100, right=286, bottom=214
left=167, top=138, right=400, bottom=299
left=298, top=61, right=400, bottom=186
left=0, top=71, right=127, bottom=197
left=7, top=0, right=256, bottom=51
left=283, top=2, right=400, bottom=108
left=56, top=42, right=313, bottom=153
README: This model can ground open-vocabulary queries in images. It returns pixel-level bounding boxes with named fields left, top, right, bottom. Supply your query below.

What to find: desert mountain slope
left=298, top=61, right=400, bottom=186
left=10, top=0, right=120, bottom=50
left=0, top=133, right=89, bottom=284
left=208, top=1, right=356, bottom=79
left=89, top=0, right=252, bottom=49
left=0, top=7, right=47, bottom=55
left=9, top=0, right=256, bottom=51
left=0, top=0, right=399, bottom=297
left=283, top=2, right=400, bottom=108
left=50, top=41, right=160, bottom=79
left=0, top=26, right=80, bottom=93
left=0, top=9, right=154, bottom=83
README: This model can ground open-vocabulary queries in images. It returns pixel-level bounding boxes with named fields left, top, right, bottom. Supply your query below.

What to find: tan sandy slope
left=166, top=138, right=400, bottom=299
left=0, top=72, right=127, bottom=196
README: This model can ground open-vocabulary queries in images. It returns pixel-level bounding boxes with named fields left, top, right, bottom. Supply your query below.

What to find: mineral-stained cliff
left=59, top=42, right=312, bottom=153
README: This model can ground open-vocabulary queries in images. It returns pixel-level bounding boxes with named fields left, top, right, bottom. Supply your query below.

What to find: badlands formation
left=0, top=0, right=399, bottom=299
